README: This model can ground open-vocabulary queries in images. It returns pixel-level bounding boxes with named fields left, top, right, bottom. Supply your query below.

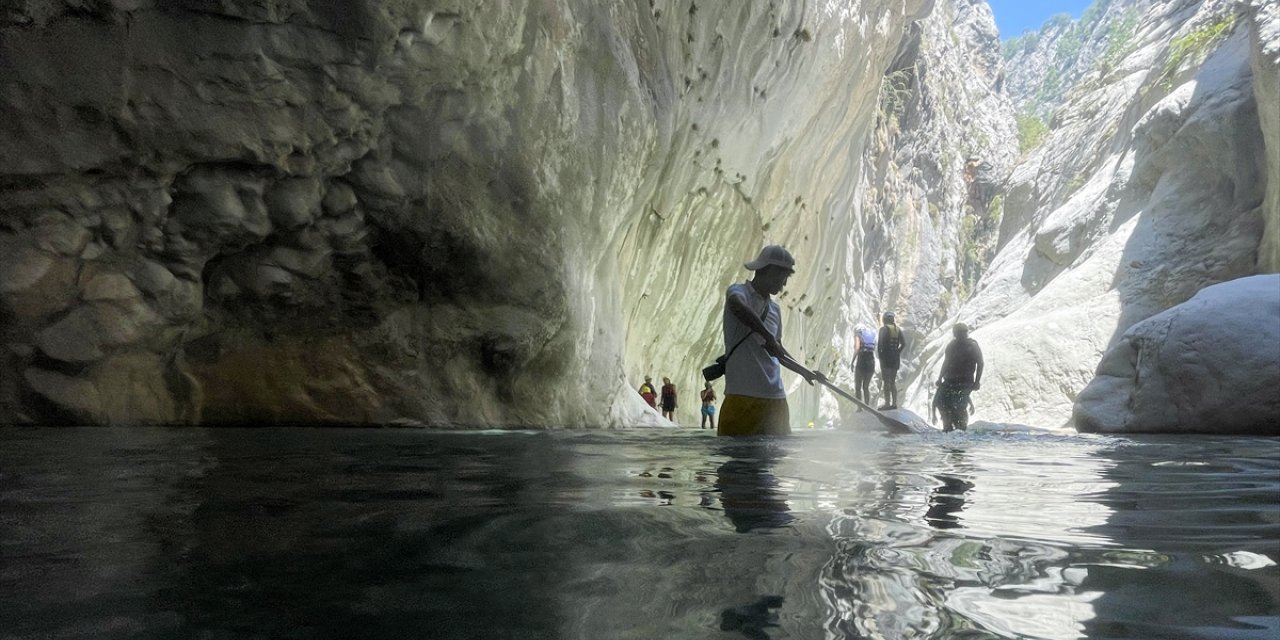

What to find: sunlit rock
left=1074, top=275, right=1280, bottom=435
left=816, top=0, right=1015, bottom=429
left=1249, top=0, right=1280, bottom=272
left=905, top=0, right=1273, bottom=428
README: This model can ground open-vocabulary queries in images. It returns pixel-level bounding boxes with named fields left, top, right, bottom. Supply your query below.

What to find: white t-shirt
left=723, top=282, right=784, bottom=399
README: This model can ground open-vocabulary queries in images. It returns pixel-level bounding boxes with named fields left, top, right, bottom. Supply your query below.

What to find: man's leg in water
left=955, top=390, right=972, bottom=430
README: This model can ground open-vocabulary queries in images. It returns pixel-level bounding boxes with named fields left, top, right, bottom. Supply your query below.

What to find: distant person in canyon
left=877, top=312, right=906, bottom=410
left=660, top=377, right=678, bottom=422
left=964, top=155, right=980, bottom=203
left=700, top=382, right=718, bottom=430
left=639, top=376, right=657, bottom=409
left=964, top=155, right=997, bottom=208
left=718, top=245, right=821, bottom=436
left=935, top=323, right=984, bottom=432
left=852, top=323, right=878, bottom=408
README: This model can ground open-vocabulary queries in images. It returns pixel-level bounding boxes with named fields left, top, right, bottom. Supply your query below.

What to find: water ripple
left=0, top=428, right=1276, bottom=639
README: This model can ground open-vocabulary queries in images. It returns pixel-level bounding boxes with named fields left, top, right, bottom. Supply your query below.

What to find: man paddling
left=718, top=245, right=820, bottom=436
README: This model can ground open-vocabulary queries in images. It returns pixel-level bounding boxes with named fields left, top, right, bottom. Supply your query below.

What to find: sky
left=985, top=0, right=1096, bottom=39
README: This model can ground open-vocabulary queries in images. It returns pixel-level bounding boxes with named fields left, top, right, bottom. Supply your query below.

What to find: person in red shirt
left=638, top=376, right=657, bottom=409
left=660, top=377, right=678, bottom=422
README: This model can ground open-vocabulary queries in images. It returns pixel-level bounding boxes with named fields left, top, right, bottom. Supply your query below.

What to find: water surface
left=1, top=428, right=1277, bottom=639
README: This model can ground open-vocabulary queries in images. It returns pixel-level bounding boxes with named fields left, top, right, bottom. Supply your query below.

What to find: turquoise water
left=0, top=428, right=1277, bottom=639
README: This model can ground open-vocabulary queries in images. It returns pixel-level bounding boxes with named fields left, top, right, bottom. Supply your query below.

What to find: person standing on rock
left=718, top=245, right=821, bottom=436
left=660, top=377, right=678, bottom=422
left=935, top=322, right=983, bottom=432
left=852, top=324, right=877, bottom=408
left=639, top=376, right=657, bottom=410
left=700, top=381, right=718, bottom=430
left=877, top=312, right=906, bottom=410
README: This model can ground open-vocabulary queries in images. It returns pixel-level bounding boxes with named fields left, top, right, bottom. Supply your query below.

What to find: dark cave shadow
left=140, top=429, right=572, bottom=640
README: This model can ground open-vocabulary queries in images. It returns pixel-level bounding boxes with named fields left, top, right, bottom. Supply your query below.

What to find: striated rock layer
left=1, top=0, right=937, bottom=426
left=2, top=0, right=1274, bottom=431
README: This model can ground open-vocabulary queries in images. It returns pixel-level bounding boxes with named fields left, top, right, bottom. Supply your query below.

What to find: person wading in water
left=660, top=377, right=678, bottom=422
left=700, top=381, right=717, bottom=430
left=718, top=245, right=821, bottom=436
left=877, top=312, right=906, bottom=410
left=638, top=376, right=657, bottom=409
left=852, top=324, right=877, bottom=408
left=934, top=322, right=983, bottom=432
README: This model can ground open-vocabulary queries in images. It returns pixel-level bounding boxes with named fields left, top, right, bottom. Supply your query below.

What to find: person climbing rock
left=852, top=323, right=877, bottom=408
left=660, top=377, right=678, bottom=422
left=936, top=323, right=983, bottom=432
left=718, top=245, right=820, bottom=436
left=877, top=312, right=906, bottom=409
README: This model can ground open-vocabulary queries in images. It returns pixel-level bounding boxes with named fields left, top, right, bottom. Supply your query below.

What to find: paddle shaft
left=777, top=354, right=912, bottom=433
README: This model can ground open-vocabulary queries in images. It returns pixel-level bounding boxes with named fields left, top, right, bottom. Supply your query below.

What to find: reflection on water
left=715, top=442, right=794, bottom=533
left=0, top=428, right=1276, bottom=639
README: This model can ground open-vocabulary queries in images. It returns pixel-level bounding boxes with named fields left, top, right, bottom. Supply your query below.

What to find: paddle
left=778, top=354, right=915, bottom=434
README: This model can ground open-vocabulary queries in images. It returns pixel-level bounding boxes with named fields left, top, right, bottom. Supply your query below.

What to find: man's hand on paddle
left=761, top=334, right=785, bottom=359
left=777, top=352, right=824, bottom=385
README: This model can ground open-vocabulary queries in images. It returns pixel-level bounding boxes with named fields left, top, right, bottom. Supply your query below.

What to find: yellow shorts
left=717, top=394, right=791, bottom=436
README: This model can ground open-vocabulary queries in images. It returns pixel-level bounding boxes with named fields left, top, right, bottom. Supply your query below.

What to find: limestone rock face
left=1073, top=275, right=1280, bottom=434
left=1, top=0, right=1273, bottom=430
left=902, top=0, right=1275, bottom=429
left=1249, top=0, right=1280, bottom=272
left=1, top=0, right=937, bottom=426
left=806, top=0, right=1015, bottom=427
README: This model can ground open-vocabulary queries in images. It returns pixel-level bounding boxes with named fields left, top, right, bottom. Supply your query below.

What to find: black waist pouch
left=702, top=355, right=728, bottom=381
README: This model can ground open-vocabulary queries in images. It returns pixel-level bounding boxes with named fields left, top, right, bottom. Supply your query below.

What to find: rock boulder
left=1073, top=275, right=1280, bottom=434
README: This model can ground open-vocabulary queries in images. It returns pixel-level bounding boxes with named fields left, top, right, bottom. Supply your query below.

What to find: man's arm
left=726, top=289, right=781, bottom=355
left=973, top=343, right=984, bottom=390
left=781, top=357, right=823, bottom=383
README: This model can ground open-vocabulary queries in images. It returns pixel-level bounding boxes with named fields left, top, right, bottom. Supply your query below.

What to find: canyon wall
left=900, top=0, right=1275, bottom=429
left=1, top=0, right=1273, bottom=430
left=1, top=0, right=938, bottom=426
left=810, top=0, right=1015, bottom=425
